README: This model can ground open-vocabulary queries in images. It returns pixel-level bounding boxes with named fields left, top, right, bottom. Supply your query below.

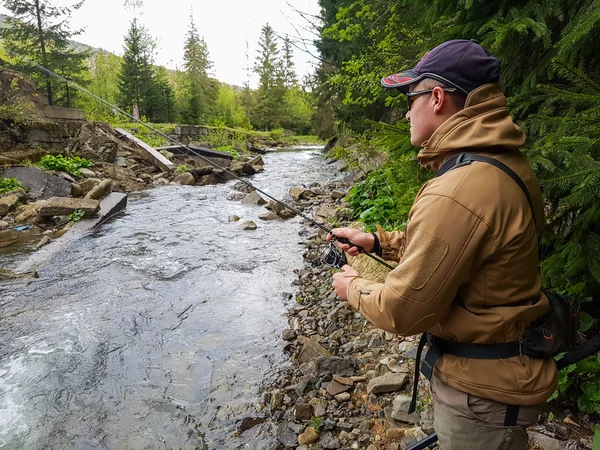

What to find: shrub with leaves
left=0, top=177, right=23, bottom=195
left=37, top=155, right=93, bottom=176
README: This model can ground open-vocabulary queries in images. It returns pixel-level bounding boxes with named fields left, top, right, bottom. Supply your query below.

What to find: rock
left=247, top=155, right=264, bottom=167
left=242, top=220, right=257, bottom=230
left=71, top=183, right=83, bottom=198
left=333, top=375, right=354, bottom=386
left=197, top=174, right=217, bottom=185
left=159, top=149, right=174, bottom=160
left=367, top=372, right=409, bottom=395
left=15, top=201, right=43, bottom=224
left=38, top=197, right=100, bottom=217
left=528, top=431, right=564, bottom=450
left=265, top=200, right=286, bottom=214
left=84, top=179, right=112, bottom=200
left=419, top=405, right=435, bottom=434
left=228, top=215, right=240, bottom=222
left=75, top=122, right=119, bottom=162
left=316, top=357, right=357, bottom=376
left=99, top=163, right=145, bottom=192
left=315, top=205, right=338, bottom=219
left=174, top=172, right=195, bottom=186
left=227, top=192, right=246, bottom=201
left=319, top=431, right=341, bottom=449
left=293, top=403, right=313, bottom=421
left=0, top=221, right=9, bottom=228
left=259, top=211, right=279, bottom=221
left=298, top=427, right=319, bottom=445
left=270, top=391, right=285, bottom=410
left=331, top=189, right=346, bottom=199
left=79, top=178, right=102, bottom=196
left=79, top=168, right=96, bottom=178
left=309, top=398, right=328, bottom=417
left=327, top=379, right=351, bottom=396
left=276, top=423, right=298, bottom=448
left=334, top=392, right=351, bottom=402
left=34, top=235, right=51, bottom=249
left=115, top=156, right=127, bottom=167
left=152, top=172, right=168, bottom=180
left=153, top=178, right=170, bottom=186
left=402, top=347, right=419, bottom=360
left=241, top=191, right=267, bottom=205
left=385, top=428, right=406, bottom=440
left=282, top=328, right=296, bottom=341
left=391, top=395, right=421, bottom=423
left=4, top=167, right=71, bottom=200
left=237, top=415, right=266, bottom=432
left=297, top=336, right=329, bottom=364
left=232, top=181, right=254, bottom=193
left=0, top=195, right=19, bottom=216
left=289, top=187, right=307, bottom=200
left=337, top=421, right=354, bottom=431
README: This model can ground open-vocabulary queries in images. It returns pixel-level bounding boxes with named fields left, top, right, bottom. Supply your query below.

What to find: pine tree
left=117, top=18, right=155, bottom=119
left=0, top=0, right=90, bottom=106
left=281, top=37, right=297, bottom=88
left=181, top=12, right=216, bottom=124
left=253, top=23, right=286, bottom=130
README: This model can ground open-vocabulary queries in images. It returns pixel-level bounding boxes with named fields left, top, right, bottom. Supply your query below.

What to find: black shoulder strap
left=439, top=153, right=538, bottom=233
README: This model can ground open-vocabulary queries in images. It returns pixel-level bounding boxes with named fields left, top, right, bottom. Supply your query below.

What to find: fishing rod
left=24, top=61, right=396, bottom=271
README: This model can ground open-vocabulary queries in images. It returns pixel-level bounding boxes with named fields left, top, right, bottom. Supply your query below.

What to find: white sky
left=0, top=0, right=322, bottom=88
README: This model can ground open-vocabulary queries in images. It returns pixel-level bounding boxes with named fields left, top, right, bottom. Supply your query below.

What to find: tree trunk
left=35, top=0, right=53, bottom=106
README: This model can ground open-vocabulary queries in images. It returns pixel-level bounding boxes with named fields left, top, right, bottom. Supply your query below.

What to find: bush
left=215, top=145, right=239, bottom=159
left=37, top=155, right=93, bottom=176
left=0, top=177, right=23, bottom=195
left=269, top=128, right=285, bottom=140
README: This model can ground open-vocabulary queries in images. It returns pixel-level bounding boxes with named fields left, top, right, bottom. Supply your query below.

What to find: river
left=0, top=147, right=344, bottom=450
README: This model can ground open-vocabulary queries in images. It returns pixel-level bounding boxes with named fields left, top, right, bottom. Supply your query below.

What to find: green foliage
left=69, top=209, right=85, bottom=222
left=37, top=155, right=93, bottom=176
left=174, top=165, right=187, bottom=174
left=0, top=0, right=90, bottom=107
left=215, top=145, right=239, bottom=159
left=309, top=416, right=322, bottom=433
left=551, top=356, right=600, bottom=415
left=0, top=177, right=23, bottom=195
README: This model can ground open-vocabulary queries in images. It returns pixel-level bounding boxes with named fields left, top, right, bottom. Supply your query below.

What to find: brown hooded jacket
left=346, top=83, right=557, bottom=405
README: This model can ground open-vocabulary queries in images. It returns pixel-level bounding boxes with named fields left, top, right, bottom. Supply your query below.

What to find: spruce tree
left=0, top=0, right=90, bottom=106
left=181, top=12, right=216, bottom=124
left=117, top=18, right=155, bottom=119
left=253, top=23, right=286, bottom=130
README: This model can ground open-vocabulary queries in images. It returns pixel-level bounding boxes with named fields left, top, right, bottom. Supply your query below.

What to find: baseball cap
left=381, top=39, right=501, bottom=94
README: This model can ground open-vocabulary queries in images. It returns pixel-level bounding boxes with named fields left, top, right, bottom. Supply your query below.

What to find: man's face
left=405, top=82, right=438, bottom=147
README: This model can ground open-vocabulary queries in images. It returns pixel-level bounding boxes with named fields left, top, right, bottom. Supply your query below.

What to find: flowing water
left=0, top=147, right=343, bottom=450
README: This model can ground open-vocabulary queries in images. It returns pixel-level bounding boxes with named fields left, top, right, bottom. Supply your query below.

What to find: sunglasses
left=406, top=87, right=458, bottom=110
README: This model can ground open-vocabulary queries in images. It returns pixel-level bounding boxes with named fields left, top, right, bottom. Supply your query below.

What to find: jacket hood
left=418, top=83, right=526, bottom=171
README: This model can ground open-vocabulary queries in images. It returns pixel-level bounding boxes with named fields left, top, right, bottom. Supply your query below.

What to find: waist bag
left=408, top=152, right=578, bottom=415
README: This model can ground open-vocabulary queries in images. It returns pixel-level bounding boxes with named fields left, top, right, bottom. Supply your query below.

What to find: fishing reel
left=322, top=242, right=348, bottom=269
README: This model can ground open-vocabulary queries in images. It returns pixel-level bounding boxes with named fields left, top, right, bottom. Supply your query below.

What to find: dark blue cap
left=381, top=39, right=501, bottom=94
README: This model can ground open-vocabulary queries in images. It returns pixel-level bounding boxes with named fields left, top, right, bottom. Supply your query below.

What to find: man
left=329, top=40, right=557, bottom=450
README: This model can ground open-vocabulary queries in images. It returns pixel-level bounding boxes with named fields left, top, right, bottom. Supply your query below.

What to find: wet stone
left=242, top=220, right=257, bottom=230
left=282, top=328, right=296, bottom=341
left=276, top=422, right=298, bottom=448
left=228, top=215, right=240, bottom=222
left=237, top=415, right=266, bottom=432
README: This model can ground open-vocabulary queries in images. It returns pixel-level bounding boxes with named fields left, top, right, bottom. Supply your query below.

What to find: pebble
left=298, top=427, right=319, bottom=445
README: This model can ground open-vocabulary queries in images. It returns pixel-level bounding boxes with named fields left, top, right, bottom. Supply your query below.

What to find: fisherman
left=328, top=39, right=556, bottom=450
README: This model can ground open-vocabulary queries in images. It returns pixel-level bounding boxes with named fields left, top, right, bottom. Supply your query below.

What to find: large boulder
left=38, top=197, right=99, bottom=216
left=3, top=166, right=71, bottom=200
left=0, top=195, right=19, bottom=217
left=74, top=122, right=120, bottom=162
left=241, top=191, right=267, bottom=205
left=173, top=172, right=195, bottom=186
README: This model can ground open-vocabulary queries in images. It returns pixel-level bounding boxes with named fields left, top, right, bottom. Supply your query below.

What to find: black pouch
left=523, top=289, right=579, bottom=358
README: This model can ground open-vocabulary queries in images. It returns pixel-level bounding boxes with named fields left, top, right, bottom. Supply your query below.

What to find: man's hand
left=332, top=264, right=360, bottom=301
left=327, top=228, right=375, bottom=257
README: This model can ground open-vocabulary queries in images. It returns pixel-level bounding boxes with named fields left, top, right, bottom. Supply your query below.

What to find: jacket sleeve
left=375, top=225, right=404, bottom=262
left=346, top=192, right=495, bottom=336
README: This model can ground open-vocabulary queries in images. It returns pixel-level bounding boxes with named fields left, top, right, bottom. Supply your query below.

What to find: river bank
left=248, top=185, right=596, bottom=450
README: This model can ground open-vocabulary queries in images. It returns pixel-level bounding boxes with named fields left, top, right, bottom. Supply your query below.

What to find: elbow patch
left=396, top=229, right=448, bottom=290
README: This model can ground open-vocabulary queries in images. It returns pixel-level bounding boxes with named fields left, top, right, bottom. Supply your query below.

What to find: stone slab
left=115, top=128, right=174, bottom=172
left=3, top=166, right=71, bottom=200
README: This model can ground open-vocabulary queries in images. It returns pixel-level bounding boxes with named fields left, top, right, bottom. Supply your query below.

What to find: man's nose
left=406, top=110, right=411, bottom=121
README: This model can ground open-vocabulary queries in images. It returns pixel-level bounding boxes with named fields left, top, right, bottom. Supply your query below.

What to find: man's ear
left=431, top=86, right=446, bottom=114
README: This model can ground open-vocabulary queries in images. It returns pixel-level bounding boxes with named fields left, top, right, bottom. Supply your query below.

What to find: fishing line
left=23, top=60, right=395, bottom=270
